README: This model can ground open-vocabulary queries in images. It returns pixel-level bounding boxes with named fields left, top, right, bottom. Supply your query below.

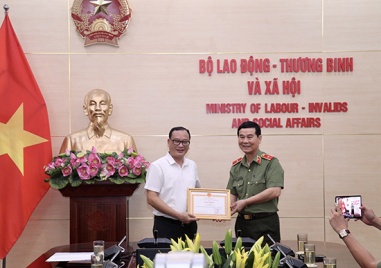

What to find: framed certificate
left=187, top=188, right=231, bottom=220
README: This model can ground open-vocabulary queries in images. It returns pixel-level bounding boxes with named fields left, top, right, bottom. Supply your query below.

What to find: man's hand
left=230, top=199, right=247, bottom=215
left=178, top=212, right=199, bottom=224
left=329, top=199, right=349, bottom=233
left=359, top=204, right=376, bottom=226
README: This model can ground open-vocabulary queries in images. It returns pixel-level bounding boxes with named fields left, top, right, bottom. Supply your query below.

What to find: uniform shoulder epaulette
left=232, top=157, right=242, bottom=166
left=261, top=153, right=274, bottom=161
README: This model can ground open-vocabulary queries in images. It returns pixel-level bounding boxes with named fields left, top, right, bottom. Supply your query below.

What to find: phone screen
left=335, top=195, right=362, bottom=218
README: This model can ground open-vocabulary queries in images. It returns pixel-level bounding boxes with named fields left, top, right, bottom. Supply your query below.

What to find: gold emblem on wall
left=71, top=0, right=132, bottom=46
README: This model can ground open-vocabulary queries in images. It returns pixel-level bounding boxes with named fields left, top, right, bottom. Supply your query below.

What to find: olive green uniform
left=226, top=150, right=284, bottom=244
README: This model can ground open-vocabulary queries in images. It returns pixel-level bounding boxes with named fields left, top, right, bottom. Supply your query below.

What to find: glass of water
left=91, top=253, right=104, bottom=268
left=304, top=243, right=316, bottom=266
left=93, top=240, right=105, bottom=257
left=297, top=233, right=308, bottom=253
left=323, top=257, right=337, bottom=268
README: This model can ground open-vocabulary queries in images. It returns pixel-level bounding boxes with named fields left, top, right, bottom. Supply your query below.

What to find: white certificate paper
left=188, top=188, right=231, bottom=220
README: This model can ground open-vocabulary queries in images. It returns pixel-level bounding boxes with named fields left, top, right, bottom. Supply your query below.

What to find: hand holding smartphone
left=335, top=195, right=362, bottom=219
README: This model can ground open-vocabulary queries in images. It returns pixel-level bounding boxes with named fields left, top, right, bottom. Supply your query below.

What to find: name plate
left=187, top=188, right=231, bottom=220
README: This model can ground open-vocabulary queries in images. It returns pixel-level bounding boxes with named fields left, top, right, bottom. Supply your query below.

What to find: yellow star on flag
left=0, top=104, right=48, bottom=175
left=90, top=0, right=113, bottom=15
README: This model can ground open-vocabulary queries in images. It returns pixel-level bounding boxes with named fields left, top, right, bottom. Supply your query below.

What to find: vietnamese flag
left=0, top=12, right=52, bottom=258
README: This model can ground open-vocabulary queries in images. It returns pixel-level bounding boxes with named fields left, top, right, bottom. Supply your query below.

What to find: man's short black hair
left=169, top=126, right=191, bottom=139
left=237, top=121, right=261, bottom=137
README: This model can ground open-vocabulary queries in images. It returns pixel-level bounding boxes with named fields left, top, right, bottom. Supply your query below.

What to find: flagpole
left=2, top=5, right=9, bottom=268
left=1, top=22, right=8, bottom=268
left=1, top=4, right=8, bottom=266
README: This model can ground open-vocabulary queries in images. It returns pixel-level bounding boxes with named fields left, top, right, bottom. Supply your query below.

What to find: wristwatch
left=338, top=229, right=350, bottom=239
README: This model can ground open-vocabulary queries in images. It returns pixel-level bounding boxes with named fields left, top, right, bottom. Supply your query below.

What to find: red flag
left=0, top=13, right=52, bottom=258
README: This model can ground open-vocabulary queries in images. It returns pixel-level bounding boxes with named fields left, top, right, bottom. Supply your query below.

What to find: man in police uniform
left=226, top=121, right=284, bottom=245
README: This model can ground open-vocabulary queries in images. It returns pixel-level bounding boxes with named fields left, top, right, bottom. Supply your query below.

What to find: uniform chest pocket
left=250, top=177, right=266, bottom=195
left=232, top=177, right=244, bottom=196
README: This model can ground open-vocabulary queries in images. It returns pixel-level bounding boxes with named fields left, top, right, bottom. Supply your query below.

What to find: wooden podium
left=59, top=181, right=140, bottom=246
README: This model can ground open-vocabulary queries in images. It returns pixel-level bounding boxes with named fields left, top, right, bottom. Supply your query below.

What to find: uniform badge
left=232, top=157, right=242, bottom=166
left=71, top=0, right=132, bottom=46
left=261, top=153, right=274, bottom=161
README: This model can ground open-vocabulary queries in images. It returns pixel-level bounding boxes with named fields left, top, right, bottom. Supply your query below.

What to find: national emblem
left=71, top=0, right=132, bottom=46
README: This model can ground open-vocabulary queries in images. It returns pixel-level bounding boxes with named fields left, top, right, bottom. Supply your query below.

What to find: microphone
left=154, top=230, right=158, bottom=245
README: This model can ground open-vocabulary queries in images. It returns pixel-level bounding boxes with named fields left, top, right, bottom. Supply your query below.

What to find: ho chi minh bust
left=59, top=89, right=137, bottom=154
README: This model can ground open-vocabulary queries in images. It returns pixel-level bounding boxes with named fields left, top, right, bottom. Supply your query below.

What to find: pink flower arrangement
left=44, top=147, right=150, bottom=190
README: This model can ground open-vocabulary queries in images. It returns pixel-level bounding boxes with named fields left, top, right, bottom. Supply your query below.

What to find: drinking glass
left=297, top=233, right=308, bottom=253
left=93, top=240, right=105, bottom=257
left=93, top=240, right=105, bottom=267
left=91, top=253, right=103, bottom=268
left=304, top=243, right=316, bottom=265
left=323, top=257, right=337, bottom=268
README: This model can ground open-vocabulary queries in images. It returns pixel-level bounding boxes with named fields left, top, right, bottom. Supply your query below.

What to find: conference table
left=27, top=242, right=131, bottom=268
left=28, top=240, right=357, bottom=268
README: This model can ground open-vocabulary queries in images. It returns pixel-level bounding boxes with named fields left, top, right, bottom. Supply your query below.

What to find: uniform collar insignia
left=261, top=153, right=274, bottom=161
left=255, top=155, right=261, bottom=164
left=232, top=157, right=242, bottom=166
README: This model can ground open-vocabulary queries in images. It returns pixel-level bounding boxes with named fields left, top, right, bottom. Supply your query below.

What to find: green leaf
left=69, top=175, right=83, bottom=187
left=245, top=251, right=254, bottom=268
left=127, top=173, right=138, bottom=179
left=224, top=229, right=232, bottom=255
left=48, top=168, right=64, bottom=178
left=139, top=255, right=154, bottom=268
left=200, top=246, right=214, bottom=267
left=109, top=177, right=125, bottom=184
left=271, top=252, right=281, bottom=268
left=234, top=237, right=242, bottom=252
left=222, top=254, right=233, bottom=268
left=212, top=241, right=222, bottom=266
left=49, top=176, right=69, bottom=189
left=126, top=177, right=145, bottom=184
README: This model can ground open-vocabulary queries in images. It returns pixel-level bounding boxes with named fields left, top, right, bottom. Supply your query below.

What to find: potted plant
left=138, top=229, right=281, bottom=268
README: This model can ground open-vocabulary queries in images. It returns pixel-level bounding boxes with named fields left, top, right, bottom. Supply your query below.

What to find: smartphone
left=335, top=195, right=362, bottom=218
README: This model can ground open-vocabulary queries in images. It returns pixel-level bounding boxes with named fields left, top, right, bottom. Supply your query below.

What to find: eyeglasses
left=171, top=139, right=190, bottom=146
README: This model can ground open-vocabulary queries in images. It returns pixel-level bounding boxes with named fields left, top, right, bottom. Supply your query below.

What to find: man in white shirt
left=145, top=126, right=200, bottom=240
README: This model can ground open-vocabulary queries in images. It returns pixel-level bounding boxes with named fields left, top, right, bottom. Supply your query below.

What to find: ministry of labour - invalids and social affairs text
left=206, top=102, right=348, bottom=114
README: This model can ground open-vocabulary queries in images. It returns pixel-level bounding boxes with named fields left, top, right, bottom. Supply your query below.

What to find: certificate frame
left=187, top=188, right=231, bottom=220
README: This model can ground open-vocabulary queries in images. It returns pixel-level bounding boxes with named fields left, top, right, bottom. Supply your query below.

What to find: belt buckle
left=244, top=214, right=252, bottom=220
